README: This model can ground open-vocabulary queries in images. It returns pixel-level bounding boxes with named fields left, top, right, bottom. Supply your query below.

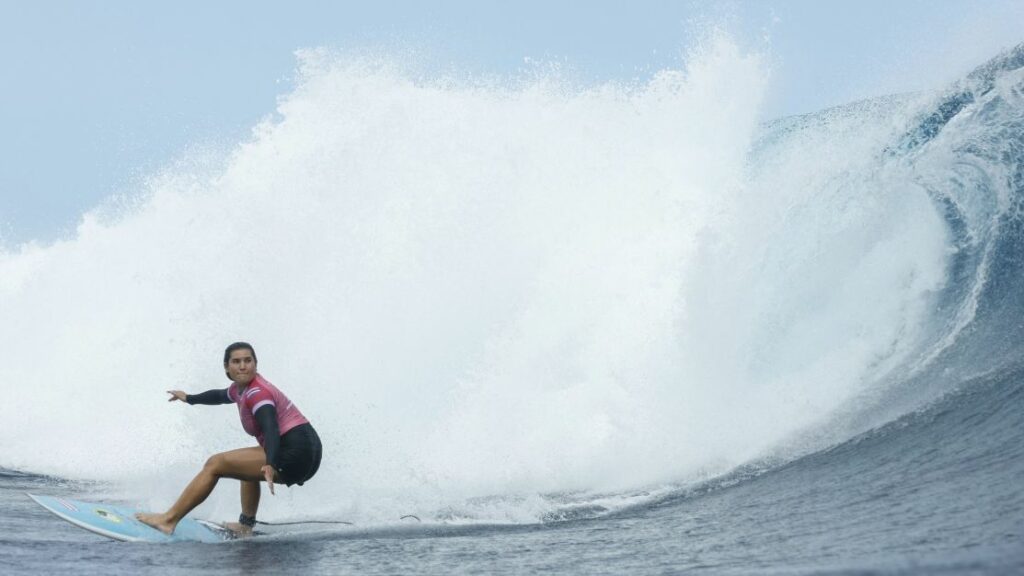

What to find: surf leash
left=256, top=519, right=355, bottom=526
left=257, top=514, right=421, bottom=526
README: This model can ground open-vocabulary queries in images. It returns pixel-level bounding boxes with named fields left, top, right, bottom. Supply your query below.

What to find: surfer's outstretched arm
left=166, top=389, right=232, bottom=405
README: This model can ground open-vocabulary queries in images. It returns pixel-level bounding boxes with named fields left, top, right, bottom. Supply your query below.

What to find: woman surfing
left=136, top=342, right=322, bottom=536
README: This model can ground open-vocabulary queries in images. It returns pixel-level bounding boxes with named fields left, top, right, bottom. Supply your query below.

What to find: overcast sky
left=2, top=0, right=1022, bottom=245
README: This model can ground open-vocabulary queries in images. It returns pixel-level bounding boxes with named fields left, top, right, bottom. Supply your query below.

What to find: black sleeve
left=186, top=388, right=232, bottom=405
left=254, top=404, right=281, bottom=470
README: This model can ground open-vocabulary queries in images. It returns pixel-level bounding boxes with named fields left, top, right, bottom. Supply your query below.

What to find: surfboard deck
left=27, top=493, right=232, bottom=543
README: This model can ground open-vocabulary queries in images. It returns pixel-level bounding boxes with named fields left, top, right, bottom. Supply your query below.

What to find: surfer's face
left=225, top=350, right=257, bottom=385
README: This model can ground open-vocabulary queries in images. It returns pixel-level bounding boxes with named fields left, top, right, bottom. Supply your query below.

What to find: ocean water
left=2, top=36, right=1024, bottom=574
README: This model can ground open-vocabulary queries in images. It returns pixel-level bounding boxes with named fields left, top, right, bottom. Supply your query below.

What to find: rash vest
left=226, top=374, right=309, bottom=446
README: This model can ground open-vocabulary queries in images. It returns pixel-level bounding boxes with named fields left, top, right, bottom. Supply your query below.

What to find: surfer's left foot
left=135, top=512, right=176, bottom=535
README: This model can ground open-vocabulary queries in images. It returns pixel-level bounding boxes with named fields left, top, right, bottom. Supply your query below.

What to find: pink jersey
left=227, top=374, right=309, bottom=446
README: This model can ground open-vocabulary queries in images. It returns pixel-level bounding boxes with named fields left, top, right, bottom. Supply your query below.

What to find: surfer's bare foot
left=223, top=522, right=254, bottom=537
left=135, top=512, right=176, bottom=535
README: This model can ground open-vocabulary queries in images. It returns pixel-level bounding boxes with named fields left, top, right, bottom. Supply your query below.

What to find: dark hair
left=223, top=342, right=258, bottom=365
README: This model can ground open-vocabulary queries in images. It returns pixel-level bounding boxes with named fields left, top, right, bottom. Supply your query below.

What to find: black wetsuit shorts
left=276, top=423, right=322, bottom=487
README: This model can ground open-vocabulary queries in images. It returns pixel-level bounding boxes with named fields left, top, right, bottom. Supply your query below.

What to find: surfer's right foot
left=223, top=521, right=254, bottom=537
left=135, top=512, right=176, bottom=535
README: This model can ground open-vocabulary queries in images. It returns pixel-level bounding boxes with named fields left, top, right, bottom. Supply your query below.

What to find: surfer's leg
left=136, top=447, right=266, bottom=534
left=241, top=479, right=261, bottom=518
left=233, top=479, right=261, bottom=535
left=222, top=479, right=261, bottom=536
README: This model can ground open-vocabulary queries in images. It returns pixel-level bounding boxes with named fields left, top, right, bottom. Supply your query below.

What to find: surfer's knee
left=203, top=453, right=226, bottom=474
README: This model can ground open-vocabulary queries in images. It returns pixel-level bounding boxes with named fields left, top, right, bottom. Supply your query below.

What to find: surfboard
left=27, top=493, right=231, bottom=543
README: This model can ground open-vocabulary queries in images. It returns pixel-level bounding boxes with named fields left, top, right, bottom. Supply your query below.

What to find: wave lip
left=885, top=42, right=1024, bottom=404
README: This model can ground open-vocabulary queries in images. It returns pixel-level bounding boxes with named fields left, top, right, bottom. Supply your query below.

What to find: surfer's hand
left=262, top=465, right=276, bottom=495
left=167, top=390, right=187, bottom=403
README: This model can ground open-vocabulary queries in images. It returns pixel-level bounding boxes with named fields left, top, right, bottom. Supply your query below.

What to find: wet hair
left=223, top=342, right=258, bottom=366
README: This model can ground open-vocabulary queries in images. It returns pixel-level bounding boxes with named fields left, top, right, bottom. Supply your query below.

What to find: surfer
left=136, top=342, right=322, bottom=536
